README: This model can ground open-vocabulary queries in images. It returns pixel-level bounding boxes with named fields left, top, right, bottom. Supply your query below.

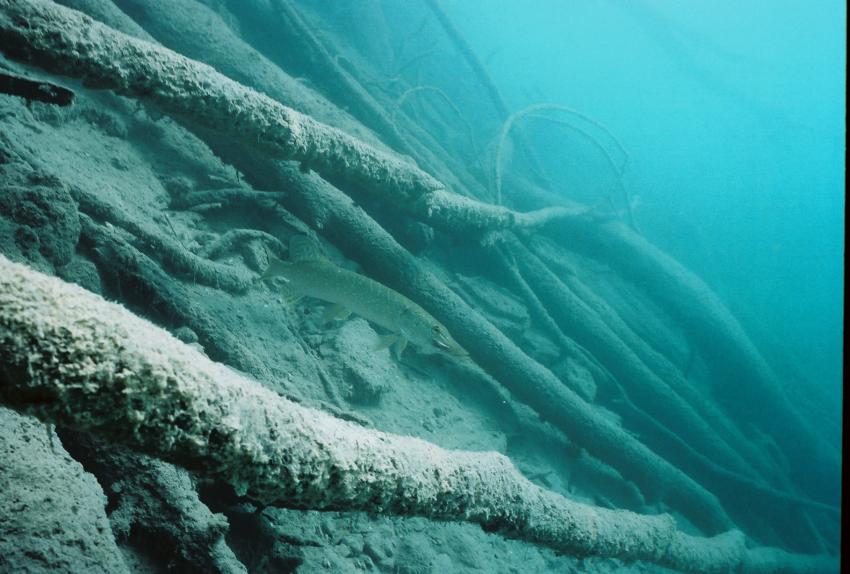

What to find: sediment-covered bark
left=0, top=0, right=836, bottom=561
left=75, top=189, right=254, bottom=294
left=506, top=235, right=760, bottom=478
left=78, top=215, right=271, bottom=379
left=546, top=218, right=840, bottom=507
left=266, top=164, right=733, bottom=534
left=109, top=0, right=390, bottom=152
left=0, top=255, right=836, bottom=574
left=0, top=0, right=581, bottom=234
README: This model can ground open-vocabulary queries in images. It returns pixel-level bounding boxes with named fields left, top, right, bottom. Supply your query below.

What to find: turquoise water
left=442, top=0, right=845, bottom=436
left=0, top=1, right=843, bottom=572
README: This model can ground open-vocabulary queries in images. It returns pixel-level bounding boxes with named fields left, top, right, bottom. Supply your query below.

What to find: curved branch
left=73, top=188, right=253, bottom=294
left=392, top=85, right=481, bottom=163
left=78, top=215, right=270, bottom=379
left=494, top=104, right=631, bottom=227
left=0, top=0, right=571, bottom=237
left=0, top=254, right=836, bottom=574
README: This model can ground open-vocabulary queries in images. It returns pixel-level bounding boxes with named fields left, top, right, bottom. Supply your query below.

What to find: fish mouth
left=432, top=336, right=468, bottom=357
left=433, top=339, right=451, bottom=351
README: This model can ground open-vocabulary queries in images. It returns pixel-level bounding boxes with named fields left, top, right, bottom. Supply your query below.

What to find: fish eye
left=432, top=325, right=441, bottom=333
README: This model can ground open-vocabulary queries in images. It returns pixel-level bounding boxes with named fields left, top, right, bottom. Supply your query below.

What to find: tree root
left=266, top=163, right=734, bottom=535
left=79, top=214, right=270, bottom=380
left=170, top=188, right=288, bottom=212
left=545, top=217, right=841, bottom=507
left=73, top=187, right=254, bottom=294
left=392, top=85, right=482, bottom=166
left=197, top=229, right=286, bottom=262
left=0, top=254, right=837, bottom=574
left=0, top=0, right=582, bottom=236
left=493, top=103, right=633, bottom=230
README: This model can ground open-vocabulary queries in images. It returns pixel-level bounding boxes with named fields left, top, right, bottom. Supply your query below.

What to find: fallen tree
left=0, top=2, right=740, bottom=531
left=0, top=254, right=837, bottom=574
left=0, top=0, right=836, bottom=553
left=261, top=163, right=734, bottom=534
left=0, top=0, right=582, bottom=234
left=543, top=216, right=841, bottom=507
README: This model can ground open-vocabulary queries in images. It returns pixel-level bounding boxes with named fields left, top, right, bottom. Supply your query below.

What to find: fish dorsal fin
left=289, top=234, right=327, bottom=262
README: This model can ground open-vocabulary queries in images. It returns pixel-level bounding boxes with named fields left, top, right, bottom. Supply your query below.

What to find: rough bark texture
left=546, top=218, right=840, bottom=507
left=270, top=164, right=733, bottom=534
left=0, top=3, right=751, bottom=535
left=0, top=0, right=584, bottom=235
left=0, top=254, right=836, bottom=574
left=0, top=0, right=838, bottom=570
left=508, top=235, right=760, bottom=478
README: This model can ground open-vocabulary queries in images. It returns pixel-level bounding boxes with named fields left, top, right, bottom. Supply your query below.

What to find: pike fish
left=263, top=235, right=467, bottom=358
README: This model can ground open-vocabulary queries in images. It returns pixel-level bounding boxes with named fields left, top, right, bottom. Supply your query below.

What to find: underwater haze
left=443, top=0, right=845, bottom=429
left=0, top=1, right=844, bottom=573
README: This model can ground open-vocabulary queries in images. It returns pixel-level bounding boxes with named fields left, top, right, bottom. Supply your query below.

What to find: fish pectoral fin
left=322, top=303, right=351, bottom=324
left=261, top=255, right=292, bottom=280
left=284, top=294, right=304, bottom=305
left=279, top=285, right=304, bottom=306
left=392, top=336, right=408, bottom=359
left=373, top=333, right=400, bottom=352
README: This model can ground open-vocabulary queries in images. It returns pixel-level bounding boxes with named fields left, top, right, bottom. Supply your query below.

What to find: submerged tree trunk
left=0, top=254, right=836, bottom=574
left=546, top=218, right=840, bottom=507
left=0, top=0, right=735, bottom=532
left=0, top=0, right=583, bottom=235
left=0, top=0, right=838, bottom=569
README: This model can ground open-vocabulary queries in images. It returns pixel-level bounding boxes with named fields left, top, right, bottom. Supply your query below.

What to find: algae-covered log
left=547, top=218, right=841, bottom=507
left=0, top=255, right=837, bottom=574
left=74, top=190, right=254, bottom=294
left=0, top=0, right=580, bottom=234
left=77, top=215, right=271, bottom=380
left=272, top=165, right=733, bottom=534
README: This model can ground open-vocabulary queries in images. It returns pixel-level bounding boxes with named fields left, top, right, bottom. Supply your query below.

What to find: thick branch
left=75, top=189, right=253, bottom=294
left=270, top=164, right=733, bottom=534
left=78, top=215, right=270, bottom=380
left=547, top=218, right=841, bottom=507
left=0, top=255, right=836, bottom=574
left=0, top=0, right=579, bottom=235
left=506, top=235, right=763, bottom=479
